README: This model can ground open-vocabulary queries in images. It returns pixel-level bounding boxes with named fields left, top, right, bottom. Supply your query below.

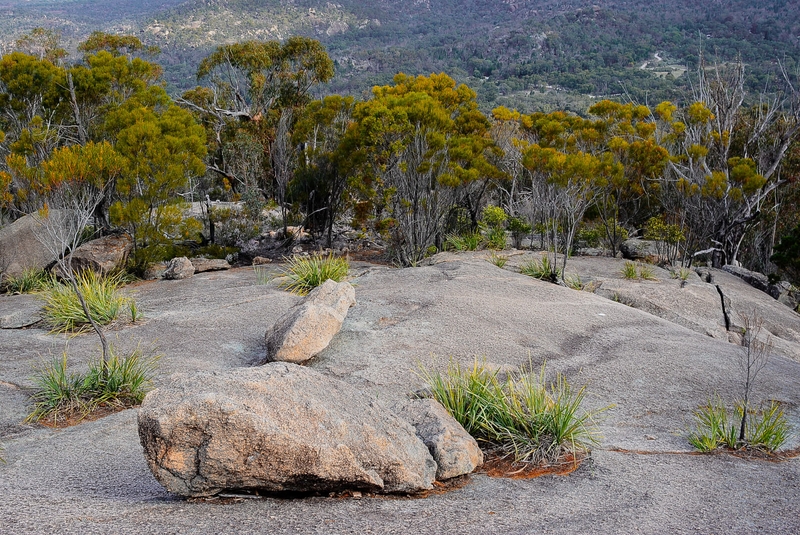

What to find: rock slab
left=395, top=398, right=483, bottom=480
left=264, top=279, right=356, bottom=364
left=163, top=257, right=195, bottom=280
left=138, top=363, right=437, bottom=497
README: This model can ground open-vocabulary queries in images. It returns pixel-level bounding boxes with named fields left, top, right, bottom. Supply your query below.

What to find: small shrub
left=508, top=217, right=532, bottom=249
left=419, top=359, right=606, bottom=464
left=278, top=253, right=349, bottom=295
left=576, top=226, right=602, bottom=248
left=520, top=256, right=561, bottom=281
left=481, top=205, right=508, bottom=229
left=2, top=268, right=51, bottom=294
left=27, top=347, right=159, bottom=424
left=486, top=228, right=508, bottom=250
left=487, top=252, right=508, bottom=268
left=445, top=231, right=483, bottom=252
left=40, top=271, right=134, bottom=332
left=688, top=396, right=791, bottom=453
left=621, top=261, right=638, bottom=279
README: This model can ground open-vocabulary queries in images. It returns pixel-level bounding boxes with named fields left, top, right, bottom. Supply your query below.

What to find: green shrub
left=670, top=267, right=692, bottom=281
left=644, top=215, right=685, bottom=265
left=576, top=226, right=602, bottom=248
left=40, top=271, right=134, bottom=333
left=688, top=395, right=791, bottom=453
left=508, top=217, right=532, bottom=249
left=2, top=268, right=51, bottom=294
left=419, top=359, right=606, bottom=464
left=481, top=205, right=508, bottom=229
left=486, top=228, right=508, bottom=250
left=521, top=256, right=561, bottom=281
left=445, top=231, right=483, bottom=252
left=27, top=347, right=159, bottom=424
left=278, top=253, right=349, bottom=295
left=638, top=263, right=657, bottom=281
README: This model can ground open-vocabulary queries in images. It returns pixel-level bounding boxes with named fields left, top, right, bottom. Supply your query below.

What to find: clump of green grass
left=621, top=261, right=658, bottom=281
left=419, top=359, right=607, bottom=464
left=487, top=252, right=508, bottom=269
left=564, top=273, right=584, bottom=290
left=637, top=263, right=657, bottom=281
left=253, top=265, right=274, bottom=285
left=670, top=267, right=692, bottom=282
left=278, top=253, right=349, bottom=295
left=486, top=228, right=508, bottom=251
left=445, top=231, right=483, bottom=252
left=688, top=395, right=791, bottom=453
left=2, top=267, right=51, bottom=294
left=27, top=347, right=159, bottom=424
left=40, top=271, right=134, bottom=332
left=520, top=256, right=561, bottom=282
left=621, top=261, right=638, bottom=279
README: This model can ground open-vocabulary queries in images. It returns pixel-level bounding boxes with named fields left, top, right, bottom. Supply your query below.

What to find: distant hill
left=1, top=0, right=798, bottom=111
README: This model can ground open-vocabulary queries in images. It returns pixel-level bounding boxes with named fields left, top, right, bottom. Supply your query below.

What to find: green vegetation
left=278, top=253, right=349, bottom=295
left=487, top=252, right=508, bottom=269
left=40, top=271, right=134, bottom=333
left=520, top=256, right=561, bottom=282
left=419, top=359, right=605, bottom=464
left=689, top=396, right=790, bottom=453
left=1, top=268, right=50, bottom=294
left=27, top=347, right=158, bottom=424
left=446, top=232, right=483, bottom=252
left=621, top=261, right=657, bottom=281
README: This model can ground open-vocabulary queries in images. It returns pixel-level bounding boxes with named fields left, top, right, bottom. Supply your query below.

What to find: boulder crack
left=715, top=284, right=731, bottom=331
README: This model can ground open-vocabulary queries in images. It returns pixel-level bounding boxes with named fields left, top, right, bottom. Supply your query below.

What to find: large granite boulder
left=620, top=238, right=659, bottom=261
left=264, top=279, right=356, bottom=364
left=138, top=363, right=437, bottom=497
left=395, top=398, right=483, bottom=481
left=0, top=212, right=68, bottom=278
left=163, top=257, right=195, bottom=280
left=54, top=234, right=132, bottom=277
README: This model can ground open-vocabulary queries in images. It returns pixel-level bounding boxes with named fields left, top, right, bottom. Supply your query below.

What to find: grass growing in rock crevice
left=27, top=347, right=159, bottom=425
left=278, top=253, right=349, bottom=295
left=419, top=359, right=607, bottom=466
left=1, top=267, right=51, bottom=294
left=40, top=271, right=135, bottom=332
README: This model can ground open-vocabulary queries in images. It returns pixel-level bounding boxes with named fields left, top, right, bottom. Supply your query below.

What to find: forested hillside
left=1, top=0, right=798, bottom=111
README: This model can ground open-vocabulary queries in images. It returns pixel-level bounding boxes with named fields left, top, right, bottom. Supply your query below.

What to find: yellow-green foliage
left=278, top=253, right=349, bottom=295
left=40, top=271, right=134, bottom=332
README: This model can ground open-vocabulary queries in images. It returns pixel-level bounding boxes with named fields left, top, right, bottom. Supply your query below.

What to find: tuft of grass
left=278, top=253, right=349, bottom=295
left=688, top=396, right=791, bottom=453
left=487, top=252, right=508, bottom=269
left=27, top=347, right=159, bottom=424
left=564, top=273, right=584, bottom=290
left=520, top=256, right=561, bottom=281
left=445, top=231, right=483, bottom=252
left=40, top=271, right=133, bottom=333
left=419, top=359, right=607, bottom=464
left=670, top=267, right=692, bottom=281
left=253, top=265, right=274, bottom=285
left=621, top=261, right=638, bottom=279
left=637, top=263, right=658, bottom=281
left=2, top=267, right=51, bottom=294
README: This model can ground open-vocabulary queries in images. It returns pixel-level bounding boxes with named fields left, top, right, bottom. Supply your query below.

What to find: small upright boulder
left=395, top=398, right=484, bottom=481
left=138, top=363, right=437, bottom=497
left=163, top=257, right=195, bottom=280
left=620, top=238, right=658, bottom=260
left=264, top=279, right=356, bottom=364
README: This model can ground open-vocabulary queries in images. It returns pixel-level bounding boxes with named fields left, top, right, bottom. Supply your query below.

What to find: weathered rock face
left=620, top=239, right=658, bottom=261
left=0, top=294, right=41, bottom=329
left=395, top=398, right=483, bottom=481
left=190, top=257, right=231, bottom=274
left=138, top=363, right=437, bottom=497
left=54, top=234, right=132, bottom=277
left=264, top=279, right=356, bottom=364
left=163, top=257, right=195, bottom=280
left=0, top=212, right=68, bottom=278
